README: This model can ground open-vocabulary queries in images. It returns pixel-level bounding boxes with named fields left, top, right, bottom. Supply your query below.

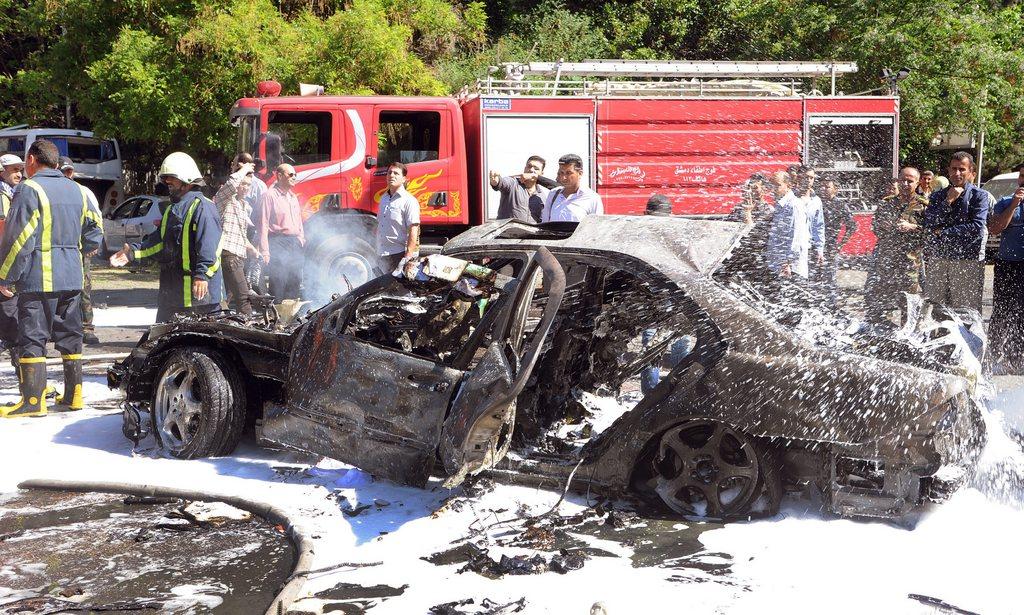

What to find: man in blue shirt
left=922, top=151, right=989, bottom=312
left=986, top=162, right=1024, bottom=371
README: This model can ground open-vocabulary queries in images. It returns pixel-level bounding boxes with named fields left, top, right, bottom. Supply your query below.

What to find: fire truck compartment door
left=483, top=115, right=593, bottom=220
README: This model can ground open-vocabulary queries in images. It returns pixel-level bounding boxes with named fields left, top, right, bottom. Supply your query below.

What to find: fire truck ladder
left=476, top=60, right=858, bottom=97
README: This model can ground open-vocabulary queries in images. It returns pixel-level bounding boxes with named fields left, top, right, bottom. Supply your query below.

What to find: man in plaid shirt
left=214, top=162, right=259, bottom=315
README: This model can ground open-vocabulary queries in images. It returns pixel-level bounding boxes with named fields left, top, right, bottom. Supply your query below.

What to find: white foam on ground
left=0, top=368, right=1021, bottom=612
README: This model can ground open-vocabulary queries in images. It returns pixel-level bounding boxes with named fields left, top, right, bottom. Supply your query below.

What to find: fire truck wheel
left=305, top=234, right=379, bottom=299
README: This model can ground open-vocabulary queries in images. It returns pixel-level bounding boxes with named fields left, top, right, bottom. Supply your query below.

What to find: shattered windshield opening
left=343, top=265, right=514, bottom=367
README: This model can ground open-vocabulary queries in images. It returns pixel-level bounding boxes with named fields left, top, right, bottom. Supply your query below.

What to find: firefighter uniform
left=127, top=189, right=224, bottom=322
left=0, top=168, right=103, bottom=417
left=0, top=191, right=18, bottom=358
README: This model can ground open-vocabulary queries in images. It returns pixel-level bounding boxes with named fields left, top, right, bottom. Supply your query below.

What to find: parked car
left=110, top=216, right=987, bottom=521
left=102, top=196, right=164, bottom=256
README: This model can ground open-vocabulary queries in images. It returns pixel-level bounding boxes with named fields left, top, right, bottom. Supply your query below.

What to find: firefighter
left=0, top=139, right=103, bottom=417
left=110, top=152, right=223, bottom=322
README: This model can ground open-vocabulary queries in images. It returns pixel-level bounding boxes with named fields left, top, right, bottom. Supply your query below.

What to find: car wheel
left=304, top=234, right=380, bottom=303
left=151, top=347, right=245, bottom=459
left=649, top=419, right=781, bottom=518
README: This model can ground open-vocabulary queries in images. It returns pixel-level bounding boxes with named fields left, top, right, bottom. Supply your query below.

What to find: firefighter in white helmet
left=111, top=152, right=224, bottom=321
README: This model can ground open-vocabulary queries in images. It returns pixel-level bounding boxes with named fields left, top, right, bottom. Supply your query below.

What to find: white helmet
left=158, top=152, right=204, bottom=185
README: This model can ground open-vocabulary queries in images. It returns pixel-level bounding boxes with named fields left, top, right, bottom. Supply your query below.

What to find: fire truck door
left=369, top=106, right=453, bottom=219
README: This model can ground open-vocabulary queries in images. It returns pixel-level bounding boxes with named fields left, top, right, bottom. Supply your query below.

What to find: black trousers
left=989, top=258, right=1024, bottom=367
left=18, top=291, right=82, bottom=359
left=222, top=252, right=252, bottom=315
left=268, top=235, right=303, bottom=300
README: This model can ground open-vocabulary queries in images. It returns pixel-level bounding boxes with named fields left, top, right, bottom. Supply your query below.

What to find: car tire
left=644, top=419, right=782, bottom=519
left=151, top=347, right=245, bottom=459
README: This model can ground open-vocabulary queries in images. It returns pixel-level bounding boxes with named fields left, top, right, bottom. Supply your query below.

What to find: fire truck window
left=377, top=111, right=440, bottom=167
left=266, top=111, right=332, bottom=168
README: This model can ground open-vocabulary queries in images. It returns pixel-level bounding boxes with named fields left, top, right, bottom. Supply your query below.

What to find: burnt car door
left=264, top=248, right=565, bottom=487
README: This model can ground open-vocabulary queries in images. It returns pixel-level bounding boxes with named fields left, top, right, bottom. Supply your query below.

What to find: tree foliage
left=0, top=0, right=1021, bottom=176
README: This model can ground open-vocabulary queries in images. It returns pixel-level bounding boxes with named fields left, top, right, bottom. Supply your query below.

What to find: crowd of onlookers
left=721, top=152, right=1020, bottom=374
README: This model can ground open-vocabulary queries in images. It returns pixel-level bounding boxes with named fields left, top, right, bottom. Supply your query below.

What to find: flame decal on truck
left=373, top=168, right=458, bottom=218
left=349, top=176, right=364, bottom=202
left=293, top=109, right=366, bottom=183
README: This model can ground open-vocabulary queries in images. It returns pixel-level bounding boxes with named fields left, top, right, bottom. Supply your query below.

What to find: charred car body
left=110, top=216, right=987, bottom=521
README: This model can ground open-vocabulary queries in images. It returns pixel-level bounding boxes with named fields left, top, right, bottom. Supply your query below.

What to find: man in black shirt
left=813, top=178, right=857, bottom=295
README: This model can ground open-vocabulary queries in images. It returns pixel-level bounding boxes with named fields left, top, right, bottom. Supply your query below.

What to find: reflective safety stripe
left=0, top=193, right=9, bottom=218
left=0, top=209, right=40, bottom=279
left=19, top=357, right=46, bottom=364
left=206, top=231, right=224, bottom=276
left=22, top=180, right=52, bottom=292
left=181, top=198, right=200, bottom=272
left=77, top=185, right=102, bottom=228
left=61, top=353, right=82, bottom=360
left=183, top=275, right=192, bottom=308
left=134, top=204, right=172, bottom=260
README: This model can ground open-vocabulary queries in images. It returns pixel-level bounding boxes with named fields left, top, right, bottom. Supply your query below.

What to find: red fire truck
left=229, top=60, right=898, bottom=291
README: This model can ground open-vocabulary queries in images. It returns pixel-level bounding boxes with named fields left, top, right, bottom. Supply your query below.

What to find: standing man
left=489, top=155, right=549, bottom=222
left=257, top=164, right=304, bottom=301
left=863, top=167, right=928, bottom=324
left=640, top=194, right=692, bottom=394
left=376, top=162, right=420, bottom=275
left=814, top=178, right=858, bottom=293
left=110, top=152, right=224, bottom=322
left=541, top=154, right=603, bottom=222
left=727, top=173, right=773, bottom=225
left=59, top=157, right=103, bottom=345
left=922, top=152, right=989, bottom=312
left=215, top=161, right=258, bottom=315
left=0, top=154, right=23, bottom=199
left=985, top=162, right=1024, bottom=371
left=766, top=170, right=812, bottom=278
left=0, top=139, right=102, bottom=417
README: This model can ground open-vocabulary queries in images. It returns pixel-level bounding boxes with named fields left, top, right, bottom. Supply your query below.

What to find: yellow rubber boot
left=54, top=355, right=84, bottom=412
left=0, top=358, right=48, bottom=418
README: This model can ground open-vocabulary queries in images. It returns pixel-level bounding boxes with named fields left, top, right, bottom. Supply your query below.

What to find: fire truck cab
left=230, top=60, right=898, bottom=297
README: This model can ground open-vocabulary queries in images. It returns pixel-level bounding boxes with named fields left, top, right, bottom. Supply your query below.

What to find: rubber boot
left=0, top=358, right=48, bottom=418
left=54, top=355, right=84, bottom=412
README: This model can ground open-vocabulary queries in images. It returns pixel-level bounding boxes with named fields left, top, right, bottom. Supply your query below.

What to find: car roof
left=443, top=215, right=750, bottom=279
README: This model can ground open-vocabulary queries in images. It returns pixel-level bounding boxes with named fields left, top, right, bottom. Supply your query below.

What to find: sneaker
left=83, top=332, right=100, bottom=345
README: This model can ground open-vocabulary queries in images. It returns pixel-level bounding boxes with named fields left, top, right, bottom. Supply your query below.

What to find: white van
left=0, top=125, right=124, bottom=213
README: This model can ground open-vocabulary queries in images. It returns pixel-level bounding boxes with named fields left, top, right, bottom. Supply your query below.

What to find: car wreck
left=110, top=216, right=987, bottom=521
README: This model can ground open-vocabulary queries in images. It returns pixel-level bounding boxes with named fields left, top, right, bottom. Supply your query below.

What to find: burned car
left=110, top=216, right=986, bottom=521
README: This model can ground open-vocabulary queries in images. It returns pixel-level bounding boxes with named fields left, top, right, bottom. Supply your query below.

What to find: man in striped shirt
left=215, top=162, right=258, bottom=315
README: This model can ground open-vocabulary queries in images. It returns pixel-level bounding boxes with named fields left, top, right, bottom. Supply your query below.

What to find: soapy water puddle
left=0, top=489, right=294, bottom=613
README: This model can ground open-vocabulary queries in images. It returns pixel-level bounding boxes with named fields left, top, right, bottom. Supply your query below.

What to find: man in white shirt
left=542, top=153, right=603, bottom=222
left=376, top=162, right=420, bottom=276
left=767, top=171, right=812, bottom=278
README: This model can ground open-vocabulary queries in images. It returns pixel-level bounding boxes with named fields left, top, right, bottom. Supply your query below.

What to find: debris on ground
left=429, top=597, right=527, bottom=614
left=457, top=545, right=590, bottom=578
